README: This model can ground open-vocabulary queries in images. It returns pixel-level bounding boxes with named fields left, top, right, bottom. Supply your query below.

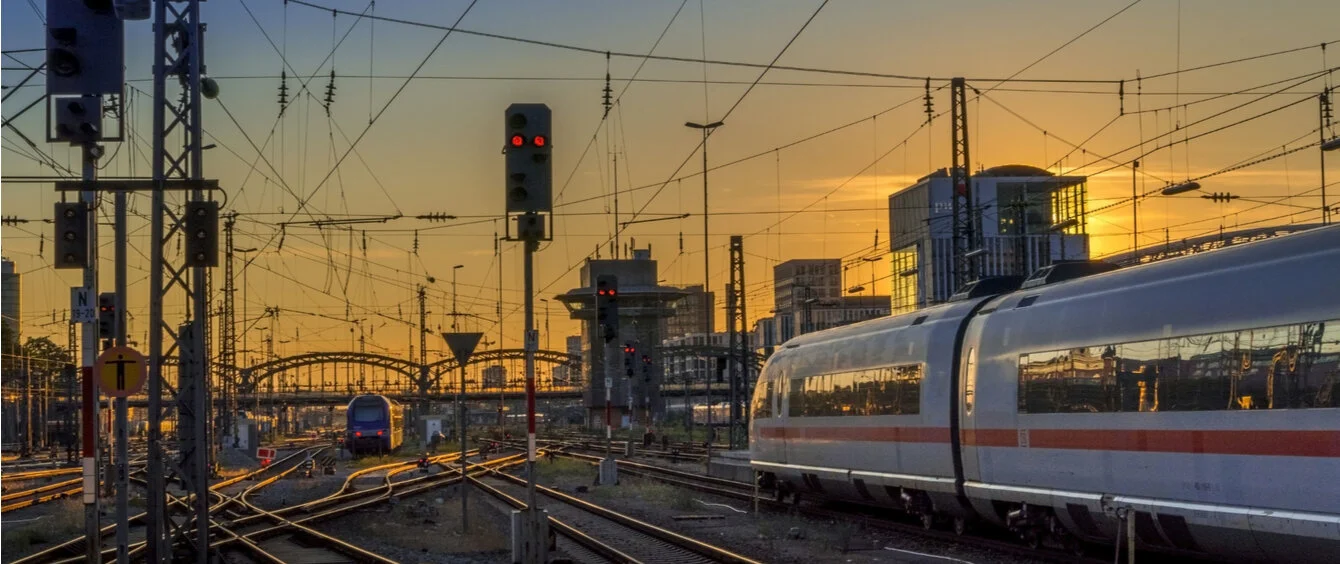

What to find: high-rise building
left=888, top=164, right=1089, bottom=314
left=661, top=284, right=714, bottom=339
left=1, top=259, right=18, bottom=336
left=661, top=331, right=730, bottom=387
left=772, top=258, right=889, bottom=342
left=551, top=335, right=584, bottom=386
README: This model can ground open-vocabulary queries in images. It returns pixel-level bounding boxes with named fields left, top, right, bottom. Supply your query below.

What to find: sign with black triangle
left=442, top=332, right=484, bottom=366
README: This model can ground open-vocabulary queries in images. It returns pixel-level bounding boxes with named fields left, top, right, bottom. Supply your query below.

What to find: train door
left=959, top=345, right=983, bottom=480
left=764, top=373, right=786, bottom=464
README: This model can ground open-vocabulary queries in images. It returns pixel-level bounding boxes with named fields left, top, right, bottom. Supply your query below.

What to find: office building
left=888, top=164, right=1089, bottom=314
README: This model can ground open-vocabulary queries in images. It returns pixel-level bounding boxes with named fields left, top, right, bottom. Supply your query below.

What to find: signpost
left=94, top=346, right=146, bottom=397
left=443, top=331, right=483, bottom=532
left=71, top=287, right=96, bottom=323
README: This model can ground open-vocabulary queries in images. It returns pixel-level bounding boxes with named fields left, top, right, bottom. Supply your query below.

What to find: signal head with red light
left=504, top=103, right=553, bottom=214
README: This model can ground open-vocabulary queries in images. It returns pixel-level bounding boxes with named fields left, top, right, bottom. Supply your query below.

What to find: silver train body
left=750, top=226, right=1340, bottom=562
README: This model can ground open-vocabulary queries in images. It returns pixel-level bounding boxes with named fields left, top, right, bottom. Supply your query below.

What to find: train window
left=787, top=378, right=806, bottom=417
left=785, top=364, right=922, bottom=418
left=352, top=404, right=384, bottom=422
left=1018, top=319, right=1340, bottom=413
left=1161, top=333, right=1231, bottom=411
left=753, top=381, right=774, bottom=419
left=964, top=347, right=976, bottom=415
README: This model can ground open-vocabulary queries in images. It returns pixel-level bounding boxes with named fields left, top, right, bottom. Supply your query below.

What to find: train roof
left=770, top=224, right=1339, bottom=357
left=1003, top=223, right=1339, bottom=299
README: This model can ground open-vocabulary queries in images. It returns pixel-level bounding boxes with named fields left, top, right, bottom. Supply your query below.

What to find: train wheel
left=921, top=514, right=935, bottom=530
left=953, top=517, right=968, bottom=536
left=1023, top=532, right=1042, bottom=550
left=1065, top=536, right=1086, bottom=557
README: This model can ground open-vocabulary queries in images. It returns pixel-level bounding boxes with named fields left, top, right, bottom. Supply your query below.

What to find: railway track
left=13, top=446, right=322, bottom=564
left=1, top=455, right=150, bottom=515
left=550, top=449, right=1106, bottom=564
left=1, top=476, right=85, bottom=513
left=210, top=451, right=528, bottom=564
left=1, top=467, right=82, bottom=485
left=536, top=437, right=708, bottom=465
left=471, top=453, right=760, bottom=564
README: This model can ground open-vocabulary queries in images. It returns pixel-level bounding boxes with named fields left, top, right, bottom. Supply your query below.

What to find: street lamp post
left=685, top=120, right=724, bottom=339
left=539, top=299, right=550, bottom=350
left=862, top=256, right=883, bottom=296
left=1131, top=160, right=1139, bottom=256
left=235, top=247, right=258, bottom=437
left=451, top=264, right=464, bottom=331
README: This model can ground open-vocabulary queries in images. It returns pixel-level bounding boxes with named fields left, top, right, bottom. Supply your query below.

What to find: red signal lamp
left=533, top=135, right=547, bottom=147
left=510, top=135, right=526, bottom=147
left=354, top=431, right=362, bottom=437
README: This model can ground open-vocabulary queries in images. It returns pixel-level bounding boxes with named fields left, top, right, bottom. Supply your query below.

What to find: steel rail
left=477, top=459, right=762, bottom=564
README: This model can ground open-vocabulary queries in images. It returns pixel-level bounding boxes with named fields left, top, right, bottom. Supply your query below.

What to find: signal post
left=503, top=103, right=552, bottom=564
left=44, top=0, right=135, bottom=559
left=595, top=275, right=619, bottom=484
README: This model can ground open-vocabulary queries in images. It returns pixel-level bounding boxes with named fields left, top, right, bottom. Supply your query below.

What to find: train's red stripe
left=758, top=426, right=949, bottom=443
left=1019, top=429, right=1340, bottom=457
left=760, top=426, right=1340, bottom=457
left=960, top=428, right=1016, bottom=447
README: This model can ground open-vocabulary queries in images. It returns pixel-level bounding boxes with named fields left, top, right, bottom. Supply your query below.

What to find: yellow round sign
left=95, top=346, right=146, bottom=397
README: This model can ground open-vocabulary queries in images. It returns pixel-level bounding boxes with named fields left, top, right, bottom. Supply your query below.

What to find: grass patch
left=348, top=455, right=397, bottom=468
left=591, top=478, right=695, bottom=511
left=216, top=466, right=248, bottom=479
left=1, top=499, right=84, bottom=554
left=532, top=457, right=595, bottom=484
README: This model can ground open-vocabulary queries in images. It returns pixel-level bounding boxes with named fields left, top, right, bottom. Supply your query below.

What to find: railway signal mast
left=595, top=274, right=619, bottom=484
left=503, top=103, right=552, bottom=564
left=44, top=0, right=125, bottom=559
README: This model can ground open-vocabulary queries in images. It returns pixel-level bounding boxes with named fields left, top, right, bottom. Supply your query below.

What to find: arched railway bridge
left=79, top=345, right=766, bottom=408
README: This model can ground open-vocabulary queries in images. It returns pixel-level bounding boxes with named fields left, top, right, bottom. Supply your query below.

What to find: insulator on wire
left=323, top=69, right=337, bottom=115
left=602, top=51, right=613, bottom=118
left=923, top=78, right=934, bottom=124
left=278, top=70, right=290, bottom=115
left=1118, top=80, right=1125, bottom=116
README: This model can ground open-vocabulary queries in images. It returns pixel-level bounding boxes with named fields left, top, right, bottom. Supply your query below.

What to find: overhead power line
left=290, top=0, right=1310, bottom=86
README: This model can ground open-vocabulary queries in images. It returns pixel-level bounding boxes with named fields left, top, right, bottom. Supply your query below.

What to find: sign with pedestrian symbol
left=94, top=346, right=146, bottom=397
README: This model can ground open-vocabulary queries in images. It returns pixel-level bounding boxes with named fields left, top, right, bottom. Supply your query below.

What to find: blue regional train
left=345, top=394, right=404, bottom=455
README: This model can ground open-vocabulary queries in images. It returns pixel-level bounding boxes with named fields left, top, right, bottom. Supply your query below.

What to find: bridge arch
left=426, top=348, right=581, bottom=380
left=238, top=352, right=421, bottom=394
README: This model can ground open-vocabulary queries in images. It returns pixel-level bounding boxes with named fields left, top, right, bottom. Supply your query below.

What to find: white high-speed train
left=751, top=225, right=1339, bottom=562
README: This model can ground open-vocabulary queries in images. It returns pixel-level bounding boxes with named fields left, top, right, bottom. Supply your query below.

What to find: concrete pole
left=80, top=140, right=101, bottom=564
left=459, top=361, right=468, bottom=531
left=114, top=164, right=129, bottom=564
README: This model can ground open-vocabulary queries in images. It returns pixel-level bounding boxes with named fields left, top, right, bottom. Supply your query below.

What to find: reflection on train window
left=752, top=380, right=774, bottom=419
left=1018, top=320, right=1340, bottom=413
left=787, top=364, right=923, bottom=417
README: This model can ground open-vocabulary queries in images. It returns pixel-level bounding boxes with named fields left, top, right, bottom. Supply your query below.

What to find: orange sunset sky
left=3, top=0, right=1337, bottom=363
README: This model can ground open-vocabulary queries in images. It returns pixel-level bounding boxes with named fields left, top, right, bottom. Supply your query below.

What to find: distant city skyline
left=3, top=0, right=1337, bottom=356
